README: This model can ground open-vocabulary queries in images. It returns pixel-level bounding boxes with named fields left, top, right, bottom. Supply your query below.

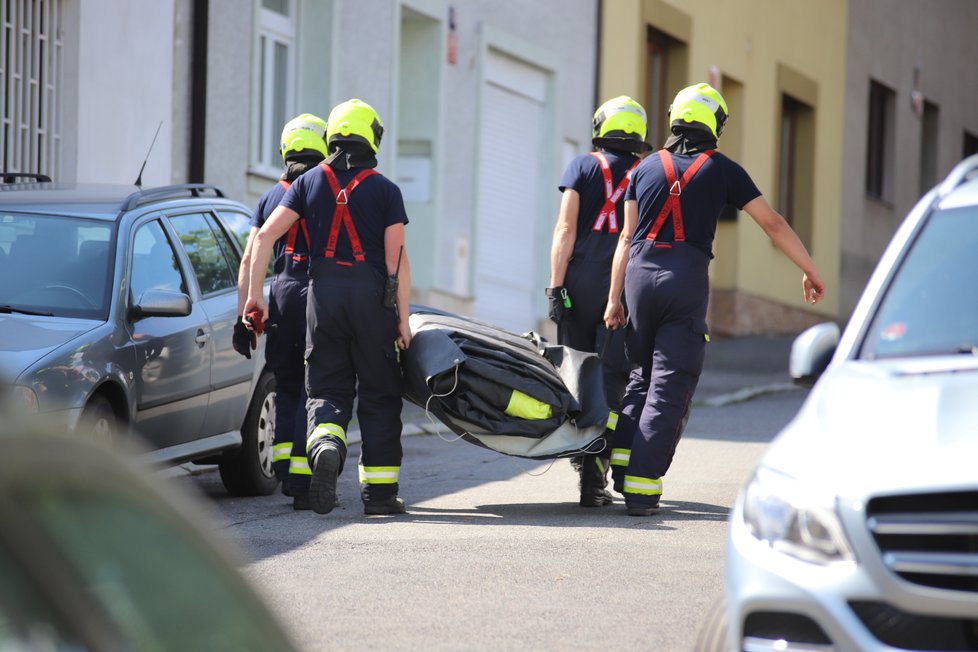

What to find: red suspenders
left=279, top=180, right=312, bottom=263
left=589, top=151, right=639, bottom=234
left=646, top=149, right=715, bottom=244
left=319, top=164, right=377, bottom=264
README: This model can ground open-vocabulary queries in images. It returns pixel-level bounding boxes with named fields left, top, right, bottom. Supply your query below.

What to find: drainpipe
left=189, top=0, right=209, bottom=183
left=594, top=0, right=603, bottom=110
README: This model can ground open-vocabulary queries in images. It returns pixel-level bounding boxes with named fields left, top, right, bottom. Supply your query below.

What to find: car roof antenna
left=134, top=121, right=163, bottom=187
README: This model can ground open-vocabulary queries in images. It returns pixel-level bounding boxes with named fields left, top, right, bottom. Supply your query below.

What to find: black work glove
left=546, top=286, right=572, bottom=324
left=232, top=316, right=257, bottom=359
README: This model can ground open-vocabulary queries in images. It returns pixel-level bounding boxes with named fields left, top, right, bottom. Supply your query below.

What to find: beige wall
left=600, top=0, right=847, bottom=333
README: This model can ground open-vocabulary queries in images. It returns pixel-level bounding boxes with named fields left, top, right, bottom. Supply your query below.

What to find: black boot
left=579, top=455, right=613, bottom=507
left=308, top=444, right=342, bottom=515
left=364, top=496, right=406, bottom=515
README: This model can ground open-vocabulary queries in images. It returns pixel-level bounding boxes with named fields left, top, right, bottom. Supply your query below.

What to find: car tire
left=218, top=371, right=279, bottom=497
left=693, top=596, right=729, bottom=652
left=79, top=395, right=118, bottom=446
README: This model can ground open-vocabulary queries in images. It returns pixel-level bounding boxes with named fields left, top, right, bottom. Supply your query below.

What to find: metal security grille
left=0, top=0, right=63, bottom=178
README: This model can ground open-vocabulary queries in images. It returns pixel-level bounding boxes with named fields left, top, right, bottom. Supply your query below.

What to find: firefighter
left=244, top=99, right=412, bottom=516
left=234, top=113, right=328, bottom=510
left=546, top=96, right=650, bottom=507
left=603, top=83, right=826, bottom=516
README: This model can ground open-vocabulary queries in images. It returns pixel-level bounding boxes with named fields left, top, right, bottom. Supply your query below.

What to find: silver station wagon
left=0, top=178, right=277, bottom=496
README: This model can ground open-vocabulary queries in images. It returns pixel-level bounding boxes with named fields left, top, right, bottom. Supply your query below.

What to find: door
left=128, top=219, right=210, bottom=448
left=167, top=211, right=254, bottom=437
left=473, top=49, right=548, bottom=333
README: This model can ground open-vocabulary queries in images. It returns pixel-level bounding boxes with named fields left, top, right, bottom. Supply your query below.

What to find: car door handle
left=195, top=329, right=211, bottom=346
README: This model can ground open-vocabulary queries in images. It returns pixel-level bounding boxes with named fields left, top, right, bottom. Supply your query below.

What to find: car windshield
left=861, top=205, right=978, bottom=359
left=0, top=213, right=115, bottom=320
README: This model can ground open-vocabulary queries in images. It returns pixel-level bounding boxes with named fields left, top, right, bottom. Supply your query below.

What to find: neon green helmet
left=592, top=96, right=651, bottom=152
left=668, top=83, right=728, bottom=138
left=326, top=99, right=384, bottom=154
left=280, top=113, right=329, bottom=162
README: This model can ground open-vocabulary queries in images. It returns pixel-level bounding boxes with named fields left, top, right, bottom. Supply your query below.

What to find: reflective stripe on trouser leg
left=359, top=465, right=400, bottom=485
left=290, top=455, right=311, bottom=476
left=308, top=422, right=347, bottom=456
left=273, top=442, right=292, bottom=464
left=623, top=475, right=662, bottom=497
left=610, top=448, right=630, bottom=469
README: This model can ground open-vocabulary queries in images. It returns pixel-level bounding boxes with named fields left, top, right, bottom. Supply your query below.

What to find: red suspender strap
left=589, top=151, right=639, bottom=234
left=320, top=164, right=377, bottom=262
left=646, top=149, right=715, bottom=243
left=280, top=180, right=313, bottom=261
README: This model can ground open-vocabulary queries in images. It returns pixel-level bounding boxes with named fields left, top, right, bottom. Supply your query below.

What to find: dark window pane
left=131, top=221, right=186, bottom=299
left=168, top=213, right=235, bottom=295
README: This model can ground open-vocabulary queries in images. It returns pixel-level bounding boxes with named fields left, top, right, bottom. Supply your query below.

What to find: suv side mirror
left=128, top=289, right=192, bottom=321
left=790, top=322, right=840, bottom=388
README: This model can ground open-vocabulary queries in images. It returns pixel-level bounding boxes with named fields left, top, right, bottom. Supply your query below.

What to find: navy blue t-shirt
left=280, top=164, right=409, bottom=277
left=625, top=150, right=761, bottom=258
left=559, top=150, right=639, bottom=265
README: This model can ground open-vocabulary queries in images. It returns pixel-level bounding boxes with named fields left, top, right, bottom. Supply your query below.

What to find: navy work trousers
left=305, top=260, right=404, bottom=503
left=266, top=275, right=310, bottom=496
left=615, top=241, right=710, bottom=506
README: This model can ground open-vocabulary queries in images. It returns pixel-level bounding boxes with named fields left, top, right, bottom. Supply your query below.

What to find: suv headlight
left=742, top=466, right=854, bottom=565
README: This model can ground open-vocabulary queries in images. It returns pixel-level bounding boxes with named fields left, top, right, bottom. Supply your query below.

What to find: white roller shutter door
left=473, top=50, right=547, bottom=333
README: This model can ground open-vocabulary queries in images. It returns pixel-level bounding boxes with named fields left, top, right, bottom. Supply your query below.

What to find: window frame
left=251, top=0, right=298, bottom=176
left=866, top=79, right=896, bottom=202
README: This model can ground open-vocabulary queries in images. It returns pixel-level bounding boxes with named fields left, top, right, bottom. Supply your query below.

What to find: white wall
left=73, top=0, right=175, bottom=186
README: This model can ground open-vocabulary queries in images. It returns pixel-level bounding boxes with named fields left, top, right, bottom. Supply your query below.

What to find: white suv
left=709, top=155, right=978, bottom=652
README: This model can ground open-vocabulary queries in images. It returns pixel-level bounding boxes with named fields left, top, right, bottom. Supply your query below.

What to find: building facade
left=1, top=0, right=600, bottom=336
left=599, top=0, right=978, bottom=334
left=6, top=0, right=976, bottom=335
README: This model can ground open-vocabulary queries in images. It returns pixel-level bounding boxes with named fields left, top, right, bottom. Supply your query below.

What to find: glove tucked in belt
left=545, top=286, right=572, bottom=324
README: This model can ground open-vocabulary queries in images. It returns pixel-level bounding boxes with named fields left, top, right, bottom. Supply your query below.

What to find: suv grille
left=866, top=491, right=978, bottom=593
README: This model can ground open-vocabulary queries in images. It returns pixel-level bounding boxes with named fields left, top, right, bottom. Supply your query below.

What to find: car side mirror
left=790, top=322, right=840, bottom=388
left=128, top=289, right=192, bottom=321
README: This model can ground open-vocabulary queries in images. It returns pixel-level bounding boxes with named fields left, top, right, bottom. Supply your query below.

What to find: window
left=919, top=101, right=939, bottom=195
left=253, top=0, right=297, bottom=172
left=168, top=213, right=237, bottom=295
left=644, top=27, right=683, bottom=149
left=0, top=0, right=64, bottom=178
left=964, top=131, right=978, bottom=159
left=131, top=221, right=186, bottom=300
left=645, top=29, right=669, bottom=149
left=866, top=80, right=896, bottom=201
left=777, top=94, right=815, bottom=250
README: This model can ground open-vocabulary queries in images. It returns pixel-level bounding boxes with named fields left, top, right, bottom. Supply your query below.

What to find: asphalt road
left=172, top=334, right=810, bottom=652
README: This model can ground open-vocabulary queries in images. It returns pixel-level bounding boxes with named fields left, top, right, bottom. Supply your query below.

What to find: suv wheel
left=218, top=371, right=278, bottom=496
left=694, top=597, right=728, bottom=652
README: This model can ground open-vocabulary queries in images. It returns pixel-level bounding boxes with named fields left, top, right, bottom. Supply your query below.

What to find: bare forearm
left=396, top=253, right=412, bottom=322
left=549, top=190, right=579, bottom=286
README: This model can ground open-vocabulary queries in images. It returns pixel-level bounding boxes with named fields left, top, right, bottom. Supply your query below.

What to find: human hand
left=232, top=317, right=256, bottom=359
left=604, top=300, right=625, bottom=330
left=546, top=287, right=571, bottom=324
left=803, top=273, right=826, bottom=305
left=397, top=319, right=412, bottom=351
left=242, top=298, right=269, bottom=333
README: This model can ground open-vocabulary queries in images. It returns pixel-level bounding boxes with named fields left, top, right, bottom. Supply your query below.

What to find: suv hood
left=0, top=314, right=100, bottom=382
left=763, top=358, right=978, bottom=497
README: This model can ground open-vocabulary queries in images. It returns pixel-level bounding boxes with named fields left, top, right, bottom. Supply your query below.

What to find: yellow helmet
left=668, top=83, right=728, bottom=138
left=592, top=96, right=651, bottom=152
left=280, top=113, right=329, bottom=162
left=326, top=99, right=384, bottom=154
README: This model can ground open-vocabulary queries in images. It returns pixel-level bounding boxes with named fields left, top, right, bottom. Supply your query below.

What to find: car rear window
left=861, top=205, right=978, bottom=359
